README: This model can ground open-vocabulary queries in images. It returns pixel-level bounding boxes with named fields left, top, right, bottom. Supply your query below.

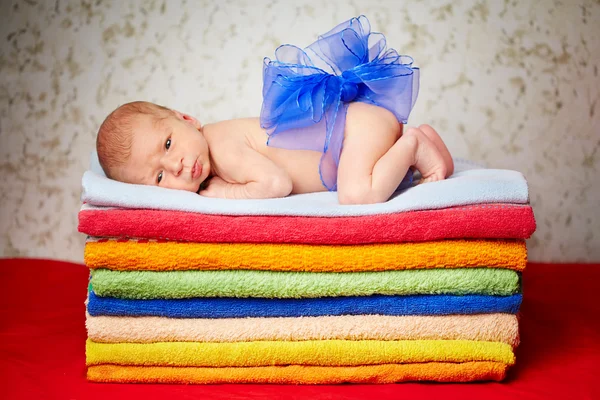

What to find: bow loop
left=260, top=15, right=419, bottom=191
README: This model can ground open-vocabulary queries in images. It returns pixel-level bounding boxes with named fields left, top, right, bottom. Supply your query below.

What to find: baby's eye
left=157, top=171, right=163, bottom=184
left=165, top=138, right=171, bottom=150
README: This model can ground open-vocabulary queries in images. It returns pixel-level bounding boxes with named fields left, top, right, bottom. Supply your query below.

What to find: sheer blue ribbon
left=260, top=15, right=420, bottom=191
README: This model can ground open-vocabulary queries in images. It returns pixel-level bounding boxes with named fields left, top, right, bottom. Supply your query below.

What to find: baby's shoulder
left=204, top=118, right=264, bottom=166
left=208, top=118, right=265, bottom=150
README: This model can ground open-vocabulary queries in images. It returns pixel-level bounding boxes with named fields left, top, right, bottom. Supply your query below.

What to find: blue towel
left=87, top=291, right=522, bottom=318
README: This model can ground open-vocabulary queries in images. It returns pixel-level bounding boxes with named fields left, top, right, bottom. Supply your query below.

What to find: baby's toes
left=419, top=171, right=445, bottom=184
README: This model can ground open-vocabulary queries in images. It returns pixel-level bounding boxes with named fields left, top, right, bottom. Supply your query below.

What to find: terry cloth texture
left=86, top=362, right=508, bottom=384
left=89, top=268, right=520, bottom=299
left=82, top=154, right=529, bottom=216
left=78, top=203, right=536, bottom=244
left=84, top=239, right=528, bottom=272
left=86, top=291, right=522, bottom=318
left=86, top=313, right=520, bottom=346
left=85, top=339, right=515, bottom=367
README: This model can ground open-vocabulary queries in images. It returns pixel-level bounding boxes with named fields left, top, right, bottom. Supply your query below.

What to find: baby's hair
left=96, top=101, right=171, bottom=180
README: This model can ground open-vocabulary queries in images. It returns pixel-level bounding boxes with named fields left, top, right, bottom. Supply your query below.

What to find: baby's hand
left=198, top=173, right=292, bottom=199
left=198, top=176, right=230, bottom=198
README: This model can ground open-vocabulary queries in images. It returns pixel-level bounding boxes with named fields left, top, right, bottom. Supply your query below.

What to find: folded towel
left=90, top=268, right=520, bottom=299
left=86, top=339, right=515, bottom=367
left=78, top=203, right=536, bottom=244
left=82, top=156, right=529, bottom=216
left=85, top=238, right=527, bottom=272
left=87, top=362, right=508, bottom=383
left=87, top=291, right=522, bottom=318
left=86, top=313, right=519, bottom=346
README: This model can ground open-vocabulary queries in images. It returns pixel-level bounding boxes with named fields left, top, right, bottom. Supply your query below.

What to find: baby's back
left=206, top=118, right=327, bottom=194
left=205, top=103, right=400, bottom=194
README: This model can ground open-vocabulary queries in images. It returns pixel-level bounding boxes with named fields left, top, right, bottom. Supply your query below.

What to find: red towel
left=78, top=203, right=535, bottom=244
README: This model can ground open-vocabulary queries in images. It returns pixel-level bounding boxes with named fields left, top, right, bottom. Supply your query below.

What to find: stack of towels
left=79, top=156, right=536, bottom=384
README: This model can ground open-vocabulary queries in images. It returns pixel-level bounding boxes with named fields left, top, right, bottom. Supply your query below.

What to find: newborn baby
left=96, top=101, right=453, bottom=204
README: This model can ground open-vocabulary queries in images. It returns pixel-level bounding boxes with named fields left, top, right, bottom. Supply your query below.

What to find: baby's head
left=96, top=101, right=211, bottom=193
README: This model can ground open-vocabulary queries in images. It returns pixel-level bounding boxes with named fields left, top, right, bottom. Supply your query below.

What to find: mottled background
left=0, top=0, right=598, bottom=262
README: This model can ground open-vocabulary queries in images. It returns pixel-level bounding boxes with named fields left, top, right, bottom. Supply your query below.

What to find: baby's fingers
left=198, top=188, right=217, bottom=197
left=197, top=178, right=216, bottom=197
left=198, top=176, right=230, bottom=198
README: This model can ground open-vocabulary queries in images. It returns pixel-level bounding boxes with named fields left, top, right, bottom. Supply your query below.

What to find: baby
left=96, top=100, right=453, bottom=204
left=96, top=16, right=455, bottom=204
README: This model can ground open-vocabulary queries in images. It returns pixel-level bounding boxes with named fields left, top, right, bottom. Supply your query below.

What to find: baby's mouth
left=191, top=160, right=202, bottom=180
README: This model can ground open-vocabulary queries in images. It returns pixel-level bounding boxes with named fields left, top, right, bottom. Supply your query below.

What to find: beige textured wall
left=1, top=0, right=598, bottom=262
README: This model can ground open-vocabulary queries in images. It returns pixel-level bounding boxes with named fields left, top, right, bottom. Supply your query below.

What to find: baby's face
left=120, top=111, right=211, bottom=192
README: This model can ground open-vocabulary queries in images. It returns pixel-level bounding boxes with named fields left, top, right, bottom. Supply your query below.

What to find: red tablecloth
left=1, top=259, right=598, bottom=399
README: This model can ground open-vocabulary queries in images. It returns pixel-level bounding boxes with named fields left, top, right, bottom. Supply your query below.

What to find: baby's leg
left=337, top=105, right=447, bottom=204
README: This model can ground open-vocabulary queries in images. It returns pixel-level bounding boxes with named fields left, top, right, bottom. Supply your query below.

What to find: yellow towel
left=86, top=339, right=515, bottom=367
left=85, top=238, right=527, bottom=272
left=87, top=362, right=508, bottom=383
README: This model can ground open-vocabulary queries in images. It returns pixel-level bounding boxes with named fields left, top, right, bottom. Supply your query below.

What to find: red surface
left=78, top=204, right=536, bottom=244
left=1, top=259, right=598, bottom=400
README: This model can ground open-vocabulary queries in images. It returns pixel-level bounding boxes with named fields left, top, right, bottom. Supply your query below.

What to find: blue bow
left=260, top=15, right=420, bottom=191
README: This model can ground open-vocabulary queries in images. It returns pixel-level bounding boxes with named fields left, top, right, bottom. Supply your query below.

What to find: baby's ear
left=173, top=110, right=201, bottom=130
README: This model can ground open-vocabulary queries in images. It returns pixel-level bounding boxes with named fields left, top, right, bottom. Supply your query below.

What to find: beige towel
left=86, top=313, right=519, bottom=346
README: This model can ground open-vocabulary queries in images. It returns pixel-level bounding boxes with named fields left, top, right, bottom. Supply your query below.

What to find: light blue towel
left=82, top=152, right=529, bottom=216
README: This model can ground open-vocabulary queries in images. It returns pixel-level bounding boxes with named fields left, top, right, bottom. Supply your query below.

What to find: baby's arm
left=200, top=148, right=292, bottom=199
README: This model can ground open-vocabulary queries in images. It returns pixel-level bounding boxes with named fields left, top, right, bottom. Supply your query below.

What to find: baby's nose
left=163, top=155, right=183, bottom=176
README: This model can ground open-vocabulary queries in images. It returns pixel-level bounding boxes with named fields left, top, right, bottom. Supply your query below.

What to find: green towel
left=90, top=268, right=520, bottom=299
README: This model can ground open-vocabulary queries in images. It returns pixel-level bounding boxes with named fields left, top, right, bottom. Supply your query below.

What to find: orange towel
left=85, top=238, right=527, bottom=272
left=87, top=362, right=507, bottom=384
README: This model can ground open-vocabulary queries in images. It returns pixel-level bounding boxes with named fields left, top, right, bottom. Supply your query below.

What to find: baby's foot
left=418, top=124, right=454, bottom=177
left=404, top=127, right=448, bottom=184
